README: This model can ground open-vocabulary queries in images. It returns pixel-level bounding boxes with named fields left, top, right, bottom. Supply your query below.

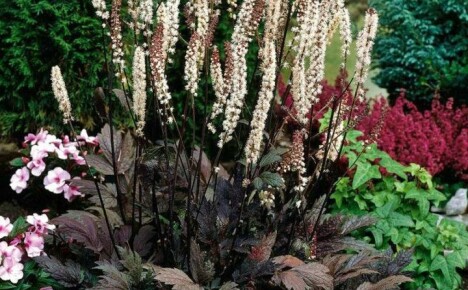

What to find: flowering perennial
left=51, top=66, right=73, bottom=123
left=218, top=0, right=265, bottom=147
left=132, top=46, right=148, bottom=136
left=355, top=8, right=378, bottom=100
left=245, top=0, right=282, bottom=164
left=358, top=95, right=468, bottom=179
left=110, top=0, right=125, bottom=77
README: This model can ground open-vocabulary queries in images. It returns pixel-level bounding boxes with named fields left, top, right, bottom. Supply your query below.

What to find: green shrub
left=370, top=0, right=468, bottom=107
left=0, top=1, right=105, bottom=137
left=332, top=130, right=468, bottom=289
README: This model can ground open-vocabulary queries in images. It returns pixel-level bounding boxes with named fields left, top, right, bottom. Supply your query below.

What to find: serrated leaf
left=93, top=261, right=130, bottom=289
left=85, top=155, right=114, bottom=175
left=154, top=268, right=202, bottom=290
left=98, top=124, right=122, bottom=166
left=273, top=255, right=305, bottom=269
left=272, top=262, right=333, bottom=290
left=260, top=172, right=284, bottom=188
left=219, top=281, right=240, bottom=290
left=259, top=152, right=282, bottom=168
left=352, top=162, right=381, bottom=189
left=356, top=275, right=412, bottom=290
left=252, top=177, right=264, bottom=190
left=34, top=256, right=83, bottom=288
left=249, top=231, right=277, bottom=262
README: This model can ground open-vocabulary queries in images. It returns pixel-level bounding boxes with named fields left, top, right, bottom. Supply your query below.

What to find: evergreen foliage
left=0, top=1, right=105, bottom=137
left=370, top=0, right=468, bottom=107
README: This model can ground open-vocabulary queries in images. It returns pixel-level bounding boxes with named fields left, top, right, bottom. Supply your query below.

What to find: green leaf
left=354, top=195, right=368, bottom=210
left=319, top=109, right=332, bottom=133
left=9, top=157, right=23, bottom=168
left=259, top=152, right=282, bottom=168
left=429, top=255, right=451, bottom=284
left=405, top=188, right=430, bottom=215
left=362, top=143, right=386, bottom=161
left=352, top=162, right=382, bottom=189
left=345, top=130, right=363, bottom=143
left=379, top=155, right=407, bottom=179
left=388, top=212, right=415, bottom=228
left=346, top=151, right=358, bottom=166
left=370, top=228, right=383, bottom=248
left=8, top=216, right=28, bottom=238
left=259, top=172, right=284, bottom=188
left=446, top=251, right=466, bottom=269
left=252, top=177, right=263, bottom=190
left=389, top=227, right=400, bottom=244
left=430, top=244, right=440, bottom=260
left=375, top=199, right=395, bottom=218
left=370, top=192, right=388, bottom=207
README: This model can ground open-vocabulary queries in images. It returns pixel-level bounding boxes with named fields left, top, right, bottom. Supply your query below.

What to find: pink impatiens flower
left=23, top=232, right=44, bottom=258
left=27, top=156, right=46, bottom=177
left=10, top=167, right=30, bottom=193
left=26, top=214, right=55, bottom=234
left=0, top=241, right=23, bottom=283
left=55, top=143, right=78, bottom=160
left=63, top=184, right=83, bottom=201
left=0, top=217, right=13, bottom=239
left=0, top=257, right=24, bottom=284
left=78, top=129, right=99, bottom=146
left=43, top=167, right=70, bottom=194
left=24, top=128, right=48, bottom=145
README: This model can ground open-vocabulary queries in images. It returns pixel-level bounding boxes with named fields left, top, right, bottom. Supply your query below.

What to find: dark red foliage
left=276, top=71, right=367, bottom=129
left=358, top=91, right=468, bottom=180
left=277, top=74, right=468, bottom=180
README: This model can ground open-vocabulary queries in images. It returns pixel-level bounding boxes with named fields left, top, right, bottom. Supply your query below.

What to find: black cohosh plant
left=33, top=0, right=415, bottom=289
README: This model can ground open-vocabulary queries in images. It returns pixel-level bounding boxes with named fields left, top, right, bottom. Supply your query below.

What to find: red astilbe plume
left=358, top=90, right=468, bottom=180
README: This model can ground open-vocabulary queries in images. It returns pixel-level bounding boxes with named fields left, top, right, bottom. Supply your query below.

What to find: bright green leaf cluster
left=332, top=129, right=468, bottom=289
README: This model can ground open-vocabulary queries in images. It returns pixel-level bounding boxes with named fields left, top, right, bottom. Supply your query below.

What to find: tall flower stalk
left=46, top=1, right=383, bottom=282
left=51, top=66, right=73, bottom=124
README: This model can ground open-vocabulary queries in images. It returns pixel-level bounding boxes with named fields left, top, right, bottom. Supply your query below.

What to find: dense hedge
left=370, top=0, right=468, bottom=107
left=0, top=1, right=105, bottom=137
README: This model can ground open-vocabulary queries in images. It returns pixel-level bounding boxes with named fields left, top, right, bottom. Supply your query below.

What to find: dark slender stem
left=100, top=25, right=127, bottom=224
left=67, top=122, right=121, bottom=260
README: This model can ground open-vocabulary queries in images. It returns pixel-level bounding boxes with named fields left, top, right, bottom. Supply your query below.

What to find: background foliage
left=370, top=0, right=468, bottom=107
left=0, top=0, right=104, bottom=137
